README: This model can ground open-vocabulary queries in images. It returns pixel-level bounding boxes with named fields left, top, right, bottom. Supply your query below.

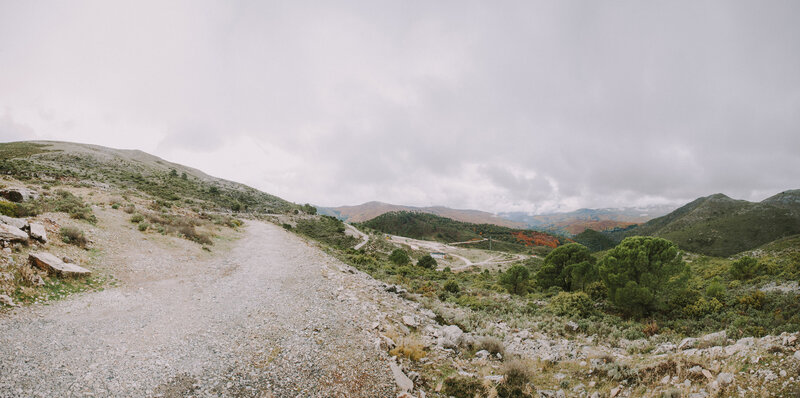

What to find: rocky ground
left=0, top=216, right=409, bottom=397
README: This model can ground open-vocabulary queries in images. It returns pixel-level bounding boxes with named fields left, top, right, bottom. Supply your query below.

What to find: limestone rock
left=701, top=330, right=727, bottom=347
left=389, top=361, right=413, bottom=392
left=402, top=315, right=418, bottom=327
left=0, top=223, right=28, bottom=242
left=0, top=294, right=14, bottom=306
left=0, top=215, right=28, bottom=230
left=475, top=350, right=490, bottom=359
left=0, top=187, right=38, bottom=202
left=28, top=223, right=47, bottom=243
left=29, top=252, right=91, bottom=277
left=437, top=325, right=463, bottom=348
left=678, top=337, right=697, bottom=350
left=716, top=372, right=734, bottom=386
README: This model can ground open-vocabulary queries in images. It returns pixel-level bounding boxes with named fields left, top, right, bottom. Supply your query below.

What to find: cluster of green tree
left=294, top=216, right=356, bottom=250
left=573, top=228, right=616, bottom=252
left=389, top=248, right=438, bottom=269
left=361, top=211, right=565, bottom=253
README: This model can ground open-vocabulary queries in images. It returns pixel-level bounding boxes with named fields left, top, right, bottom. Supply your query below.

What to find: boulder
left=389, top=361, right=413, bottom=392
left=0, top=294, right=14, bottom=306
left=700, top=330, right=727, bottom=347
left=437, top=325, right=464, bottom=348
left=678, top=337, right=697, bottom=350
left=0, top=223, right=28, bottom=242
left=0, top=187, right=38, bottom=202
left=29, top=252, right=91, bottom=277
left=716, top=372, right=734, bottom=386
left=475, top=350, right=490, bottom=359
left=0, top=215, right=28, bottom=230
left=28, top=222, right=47, bottom=243
left=402, top=315, right=418, bottom=327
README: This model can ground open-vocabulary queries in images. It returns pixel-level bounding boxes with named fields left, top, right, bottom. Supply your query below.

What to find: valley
left=0, top=141, right=798, bottom=398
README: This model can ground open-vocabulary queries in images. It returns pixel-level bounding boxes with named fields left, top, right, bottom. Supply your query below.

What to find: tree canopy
left=536, top=243, right=596, bottom=291
left=597, top=236, right=689, bottom=317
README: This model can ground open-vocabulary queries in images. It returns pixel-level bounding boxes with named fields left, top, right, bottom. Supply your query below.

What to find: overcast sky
left=1, top=1, right=798, bottom=214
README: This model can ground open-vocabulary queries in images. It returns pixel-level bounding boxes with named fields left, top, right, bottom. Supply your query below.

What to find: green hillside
left=0, top=141, right=295, bottom=214
left=360, top=211, right=566, bottom=253
left=573, top=228, right=616, bottom=252
left=606, top=192, right=800, bottom=257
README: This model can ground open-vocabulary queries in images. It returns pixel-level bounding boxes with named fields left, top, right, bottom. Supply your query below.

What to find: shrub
left=389, top=337, right=426, bottom=361
left=60, top=226, right=87, bottom=248
left=441, top=376, right=487, bottom=398
left=111, top=203, right=120, bottom=209
left=444, top=279, right=460, bottom=294
left=138, top=222, right=149, bottom=231
left=548, top=291, right=595, bottom=318
left=598, top=236, right=690, bottom=317
left=389, top=249, right=410, bottom=266
left=497, top=359, right=535, bottom=398
left=500, top=265, right=531, bottom=295
left=282, top=223, right=292, bottom=230
left=730, top=256, right=759, bottom=280
left=130, top=214, right=144, bottom=223
left=417, top=254, right=437, bottom=269
left=705, top=278, right=726, bottom=301
left=478, top=336, right=505, bottom=356
left=536, top=243, right=596, bottom=291
left=123, top=204, right=135, bottom=214
left=0, top=200, right=17, bottom=217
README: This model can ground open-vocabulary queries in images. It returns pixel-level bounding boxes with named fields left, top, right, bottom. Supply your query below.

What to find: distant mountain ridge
left=498, top=205, right=676, bottom=235
left=318, top=201, right=526, bottom=228
left=606, top=190, right=800, bottom=256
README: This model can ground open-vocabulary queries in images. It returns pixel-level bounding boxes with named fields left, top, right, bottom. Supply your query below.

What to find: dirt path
left=344, top=223, right=369, bottom=250
left=0, top=220, right=395, bottom=397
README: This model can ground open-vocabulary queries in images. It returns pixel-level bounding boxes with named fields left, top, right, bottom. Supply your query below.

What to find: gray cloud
left=1, top=1, right=798, bottom=213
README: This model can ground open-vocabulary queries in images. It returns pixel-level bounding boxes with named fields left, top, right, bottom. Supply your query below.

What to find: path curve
left=0, top=221, right=395, bottom=397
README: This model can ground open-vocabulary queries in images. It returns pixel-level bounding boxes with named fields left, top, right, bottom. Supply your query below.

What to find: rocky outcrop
left=28, top=222, right=47, bottom=243
left=0, top=215, right=28, bottom=230
left=0, top=187, right=38, bottom=202
left=389, top=361, right=414, bottom=392
left=0, top=223, right=28, bottom=242
left=436, top=325, right=464, bottom=349
left=29, top=252, right=91, bottom=277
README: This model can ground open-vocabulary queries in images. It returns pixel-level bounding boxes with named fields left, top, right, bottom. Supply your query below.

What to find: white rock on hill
left=29, top=252, right=91, bottom=277
left=0, top=223, right=28, bottom=242
left=28, top=222, right=47, bottom=243
left=0, top=215, right=28, bottom=230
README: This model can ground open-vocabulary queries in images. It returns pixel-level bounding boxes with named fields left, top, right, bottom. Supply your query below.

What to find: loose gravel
left=0, top=220, right=396, bottom=397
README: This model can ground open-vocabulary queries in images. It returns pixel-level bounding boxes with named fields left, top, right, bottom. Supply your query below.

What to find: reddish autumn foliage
left=511, top=231, right=559, bottom=248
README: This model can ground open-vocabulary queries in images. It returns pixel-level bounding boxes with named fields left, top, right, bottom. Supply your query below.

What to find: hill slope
left=0, top=141, right=295, bottom=213
left=360, top=211, right=566, bottom=252
left=320, top=201, right=526, bottom=228
left=606, top=191, right=800, bottom=256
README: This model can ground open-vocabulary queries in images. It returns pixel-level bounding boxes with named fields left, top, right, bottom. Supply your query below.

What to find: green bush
left=441, top=376, right=487, bottom=398
left=130, top=214, right=144, bottom=223
left=500, top=265, right=531, bottom=295
left=417, top=254, right=437, bottom=269
left=598, top=236, right=690, bottom=317
left=536, top=243, right=596, bottom=291
left=548, top=291, right=596, bottom=318
left=730, top=256, right=759, bottom=280
left=138, top=222, right=149, bottom=231
left=0, top=200, right=17, bottom=217
left=497, top=359, right=535, bottom=398
left=444, top=279, right=460, bottom=293
left=389, top=249, right=410, bottom=266
left=60, top=226, right=87, bottom=248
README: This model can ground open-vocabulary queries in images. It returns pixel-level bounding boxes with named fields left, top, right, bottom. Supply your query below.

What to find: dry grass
left=478, top=336, right=505, bottom=357
left=389, top=336, right=427, bottom=361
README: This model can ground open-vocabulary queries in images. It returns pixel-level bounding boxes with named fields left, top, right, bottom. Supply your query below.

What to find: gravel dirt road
left=0, top=220, right=395, bottom=397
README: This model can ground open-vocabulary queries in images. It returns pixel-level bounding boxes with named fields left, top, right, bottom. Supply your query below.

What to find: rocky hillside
left=606, top=191, right=800, bottom=257
left=0, top=141, right=295, bottom=214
